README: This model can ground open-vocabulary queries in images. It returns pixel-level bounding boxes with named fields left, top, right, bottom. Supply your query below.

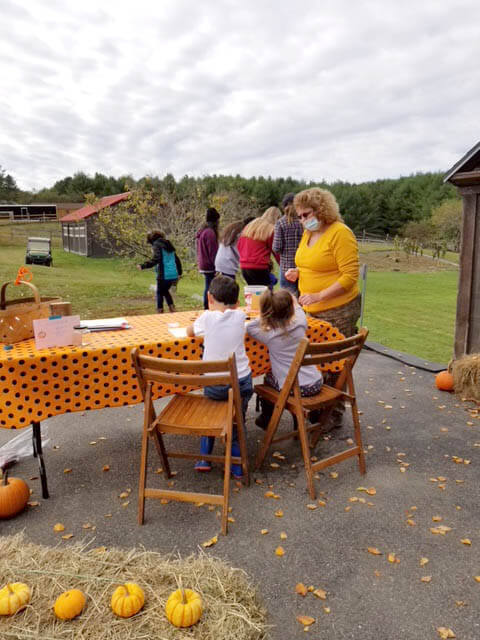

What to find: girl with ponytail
left=246, top=289, right=323, bottom=429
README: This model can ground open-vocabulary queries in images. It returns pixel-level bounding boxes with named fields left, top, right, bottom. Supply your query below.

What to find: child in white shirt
left=187, top=275, right=253, bottom=477
left=246, top=288, right=323, bottom=429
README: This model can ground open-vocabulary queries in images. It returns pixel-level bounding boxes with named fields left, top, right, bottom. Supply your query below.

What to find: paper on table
left=34, top=315, right=81, bottom=349
left=77, top=317, right=128, bottom=329
left=168, top=326, right=188, bottom=338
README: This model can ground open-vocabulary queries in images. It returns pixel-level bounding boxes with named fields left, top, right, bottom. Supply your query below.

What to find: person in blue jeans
left=187, top=275, right=252, bottom=478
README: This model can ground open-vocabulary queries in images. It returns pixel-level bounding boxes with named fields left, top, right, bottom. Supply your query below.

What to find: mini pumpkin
left=53, top=589, right=86, bottom=620
left=111, top=583, right=145, bottom=618
left=165, top=588, right=202, bottom=628
left=0, top=471, right=30, bottom=519
left=435, top=370, right=454, bottom=392
left=0, top=582, right=31, bottom=616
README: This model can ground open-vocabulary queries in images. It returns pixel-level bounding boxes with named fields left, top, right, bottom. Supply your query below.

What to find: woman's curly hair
left=294, top=188, right=342, bottom=225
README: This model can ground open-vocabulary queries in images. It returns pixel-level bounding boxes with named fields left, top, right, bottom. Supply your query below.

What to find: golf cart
left=25, top=237, right=53, bottom=267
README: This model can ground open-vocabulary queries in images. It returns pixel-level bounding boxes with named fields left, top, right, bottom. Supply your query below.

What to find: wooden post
left=444, top=142, right=480, bottom=357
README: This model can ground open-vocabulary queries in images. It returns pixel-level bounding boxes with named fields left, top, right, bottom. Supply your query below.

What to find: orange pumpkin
left=435, top=370, right=454, bottom=392
left=0, top=471, right=30, bottom=519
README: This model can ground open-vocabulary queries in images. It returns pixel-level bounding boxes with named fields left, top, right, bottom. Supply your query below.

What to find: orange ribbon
left=14, top=266, right=33, bottom=285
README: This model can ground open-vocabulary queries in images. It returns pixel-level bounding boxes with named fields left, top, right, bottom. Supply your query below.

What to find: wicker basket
left=0, top=280, right=61, bottom=344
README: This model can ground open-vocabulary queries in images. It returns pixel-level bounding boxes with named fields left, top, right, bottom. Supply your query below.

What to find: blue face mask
left=304, top=217, right=320, bottom=232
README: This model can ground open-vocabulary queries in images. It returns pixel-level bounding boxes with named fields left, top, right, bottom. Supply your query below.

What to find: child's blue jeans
left=200, top=373, right=253, bottom=476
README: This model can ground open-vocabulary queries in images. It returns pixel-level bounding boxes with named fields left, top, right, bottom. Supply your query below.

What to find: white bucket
left=244, top=285, right=267, bottom=312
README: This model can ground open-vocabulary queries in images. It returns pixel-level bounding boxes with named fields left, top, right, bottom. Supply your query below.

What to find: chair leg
left=152, top=429, right=171, bottom=477
left=221, top=427, right=233, bottom=535
left=138, top=424, right=149, bottom=525
left=296, top=408, right=316, bottom=499
left=351, top=396, right=366, bottom=474
left=254, top=402, right=284, bottom=470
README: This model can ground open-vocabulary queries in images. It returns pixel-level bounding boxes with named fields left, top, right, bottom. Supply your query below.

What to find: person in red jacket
left=237, top=207, right=281, bottom=286
left=196, top=207, right=220, bottom=309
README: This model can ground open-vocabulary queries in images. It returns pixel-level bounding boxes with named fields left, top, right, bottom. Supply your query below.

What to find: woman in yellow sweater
left=285, top=187, right=360, bottom=338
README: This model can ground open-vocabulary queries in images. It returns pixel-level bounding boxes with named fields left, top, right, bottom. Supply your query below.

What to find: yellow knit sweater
left=295, top=221, right=359, bottom=313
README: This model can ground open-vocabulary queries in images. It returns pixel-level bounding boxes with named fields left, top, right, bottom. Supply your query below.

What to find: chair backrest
left=131, top=349, right=244, bottom=427
left=301, top=328, right=369, bottom=389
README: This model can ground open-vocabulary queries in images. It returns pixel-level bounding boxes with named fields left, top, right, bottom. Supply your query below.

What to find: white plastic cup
left=244, top=285, right=267, bottom=312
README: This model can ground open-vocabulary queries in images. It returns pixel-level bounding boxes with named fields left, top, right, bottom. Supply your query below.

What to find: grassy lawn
left=362, top=271, right=456, bottom=363
left=0, top=234, right=457, bottom=364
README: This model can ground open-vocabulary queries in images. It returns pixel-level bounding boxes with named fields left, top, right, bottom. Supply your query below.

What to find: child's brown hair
left=259, top=289, right=294, bottom=332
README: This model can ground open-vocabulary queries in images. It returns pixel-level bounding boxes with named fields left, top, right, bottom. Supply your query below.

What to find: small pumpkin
left=53, top=589, right=86, bottom=620
left=165, top=588, right=202, bottom=628
left=111, top=583, right=145, bottom=618
left=0, top=583, right=31, bottom=616
left=435, top=370, right=454, bottom=392
left=0, top=470, right=30, bottom=519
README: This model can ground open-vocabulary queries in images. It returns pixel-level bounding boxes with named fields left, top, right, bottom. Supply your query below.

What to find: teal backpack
left=162, top=250, right=178, bottom=280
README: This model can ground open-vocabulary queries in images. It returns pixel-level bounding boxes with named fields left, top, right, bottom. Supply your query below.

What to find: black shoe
left=255, top=414, right=269, bottom=430
left=308, top=409, right=321, bottom=424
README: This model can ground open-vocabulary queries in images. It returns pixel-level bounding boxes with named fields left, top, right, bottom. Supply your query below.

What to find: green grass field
left=0, top=234, right=457, bottom=364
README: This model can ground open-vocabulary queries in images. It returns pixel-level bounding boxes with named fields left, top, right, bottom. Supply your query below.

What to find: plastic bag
left=0, top=426, right=50, bottom=470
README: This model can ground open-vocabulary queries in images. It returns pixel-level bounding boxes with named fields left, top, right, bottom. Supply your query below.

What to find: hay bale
left=450, top=353, right=480, bottom=402
left=0, top=534, right=267, bottom=639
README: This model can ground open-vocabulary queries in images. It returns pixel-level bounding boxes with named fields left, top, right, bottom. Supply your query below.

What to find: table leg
left=32, top=421, right=49, bottom=499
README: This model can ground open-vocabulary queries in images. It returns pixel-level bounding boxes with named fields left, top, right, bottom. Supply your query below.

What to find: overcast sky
left=2, top=0, right=480, bottom=191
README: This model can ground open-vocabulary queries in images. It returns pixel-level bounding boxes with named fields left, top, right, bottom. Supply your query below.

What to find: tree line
left=1, top=166, right=460, bottom=242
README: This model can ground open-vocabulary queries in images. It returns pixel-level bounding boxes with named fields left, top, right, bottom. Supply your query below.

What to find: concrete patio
left=1, top=348, right=479, bottom=639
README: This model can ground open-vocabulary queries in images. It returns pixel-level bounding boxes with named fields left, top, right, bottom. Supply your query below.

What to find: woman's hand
left=284, top=268, right=299, bottom=282
left=299, top=292, right=322, bottom=306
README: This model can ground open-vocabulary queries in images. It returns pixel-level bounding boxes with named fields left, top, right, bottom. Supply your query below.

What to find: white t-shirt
left=193, top=308, right=251, bottom=380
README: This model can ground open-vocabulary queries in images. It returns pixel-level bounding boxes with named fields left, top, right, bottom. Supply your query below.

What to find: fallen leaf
left=260, top=529, right=269, bottom=535
left=264, top=491, right=275, bottom=498
left=202, top=535, right=218, bottom=548
left=367, top=547, right=382, bottom=555
left=318, top=500, right=327, bottom=507
left=296, top=615, right=315, bottom=626
left=89, top=441, right=97, bottom=445
left=307, top=504, right=318, bottom=510
left=329, top=471, right=338, bottom=479
left=275, top=509, right=284, bottom=517
left=432, top=516, right=443, bottom=522
left=82, top=522, right=92, bottom=529
left=28, top=501, right=39, bottom=507
left=227, top=516, right=235, bottom=523
left=119, top=492, right=129, bottom=499
left=407, top=519, right=416, bottom=526
left=94, top=546, right=107, bottom=553
left=295, top=583, right=308, bottom=596
left=63, top=468, right=72, bottom=474
left=270, top=462, right=280, bottom=469
left=366, top=488, right=377, bottom=495
left=102, top=465, right=110, bottom=472
left=420, top=557, right=429, bottom=567
left=313, top=588, right=327, bottom=600
left=323, top=606, right=331, bottom=614
left=280, top=531, right=287, bottom=539
left=474, top=576, right=480, bottom=583
left=61, top=534, right=74, bottom=540
left=437, top=628, right=455, bottom=639
left=121, top=501, right=130, bottom=507
left=53, top=523, right=65, bottom=532
left=387, top=553, right=397, bottom=563
left=460, top=538, right=471, bottom=545
left=421, top=576, right=432, bottom=583
left=275, top=546, right=285, bottom=556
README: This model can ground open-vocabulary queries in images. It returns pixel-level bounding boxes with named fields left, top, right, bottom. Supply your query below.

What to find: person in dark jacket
left=137, top=230, right=182, bottom=313
left=196, top=207, right=220, bottom=309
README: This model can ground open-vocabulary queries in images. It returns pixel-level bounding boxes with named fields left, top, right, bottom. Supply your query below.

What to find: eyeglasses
left=297, top=210, right=314, bottom=220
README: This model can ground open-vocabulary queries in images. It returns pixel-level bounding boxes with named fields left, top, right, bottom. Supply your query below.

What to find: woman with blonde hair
left=285, top=187, right=360, bottom=429
left=273, top=192, right=303, bottom=294
left=238, top=206, right=281, bottom=286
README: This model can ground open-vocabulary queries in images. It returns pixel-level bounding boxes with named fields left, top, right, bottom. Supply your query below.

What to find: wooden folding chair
left=131, top=349, right=249, bottom=535
left=254, top=328, right=369, bottom=499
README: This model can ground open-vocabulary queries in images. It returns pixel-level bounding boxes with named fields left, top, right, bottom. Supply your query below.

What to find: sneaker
left=231, top=465, right=243, bottom=480
left=195, top=460, right=212, bottom=472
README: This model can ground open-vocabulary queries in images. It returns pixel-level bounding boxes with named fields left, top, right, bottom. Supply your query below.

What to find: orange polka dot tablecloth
left=0, top=311, right=343, bottom=430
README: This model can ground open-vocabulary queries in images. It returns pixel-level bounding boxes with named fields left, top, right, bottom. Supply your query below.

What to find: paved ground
left=1, top=350, right=479, bottom=640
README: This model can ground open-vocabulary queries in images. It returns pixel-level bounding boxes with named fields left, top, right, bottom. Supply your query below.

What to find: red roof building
left=61, top=192, right=131, bottom=257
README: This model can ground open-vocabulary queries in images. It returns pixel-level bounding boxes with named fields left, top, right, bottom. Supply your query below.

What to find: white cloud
left=1, top=0, right=480, bottom=191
